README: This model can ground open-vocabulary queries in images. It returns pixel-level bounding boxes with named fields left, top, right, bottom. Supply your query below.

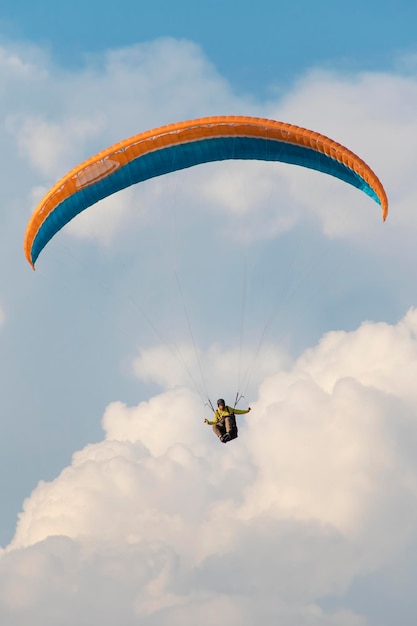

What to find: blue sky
left=1, top=1, right=417, bottom=624
left=2, top=0, right=417, bottom=94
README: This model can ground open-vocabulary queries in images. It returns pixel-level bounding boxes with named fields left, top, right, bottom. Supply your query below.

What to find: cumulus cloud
left=3, top=310, right=417, bottom=624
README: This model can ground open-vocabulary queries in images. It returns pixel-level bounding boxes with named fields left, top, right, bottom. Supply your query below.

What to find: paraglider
left=24, top=115, right=388, bottom=442
left=24, top=115, right=388, bottom=269
left=204, top=398, right=252, bottom=443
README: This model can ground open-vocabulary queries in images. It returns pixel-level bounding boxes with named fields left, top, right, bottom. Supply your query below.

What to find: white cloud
left=132, top=342, right=288, bottom=402
left=10, top=114, right=107, bottom=179
left=3, top=310, right=417, bottom=624
left=180, top=160, right=301, bottom=244
left=0, top=43, right=49, bottom=85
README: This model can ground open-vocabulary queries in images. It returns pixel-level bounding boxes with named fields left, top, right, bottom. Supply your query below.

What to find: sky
left=1, top=0, right=417, bottom=624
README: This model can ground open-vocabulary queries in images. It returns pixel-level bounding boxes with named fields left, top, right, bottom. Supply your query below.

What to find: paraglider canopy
left=24, top=115, right=388, bottom=268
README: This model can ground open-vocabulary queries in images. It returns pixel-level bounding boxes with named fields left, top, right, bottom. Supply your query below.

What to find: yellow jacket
left=206, top=405, right=250, bottom=426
